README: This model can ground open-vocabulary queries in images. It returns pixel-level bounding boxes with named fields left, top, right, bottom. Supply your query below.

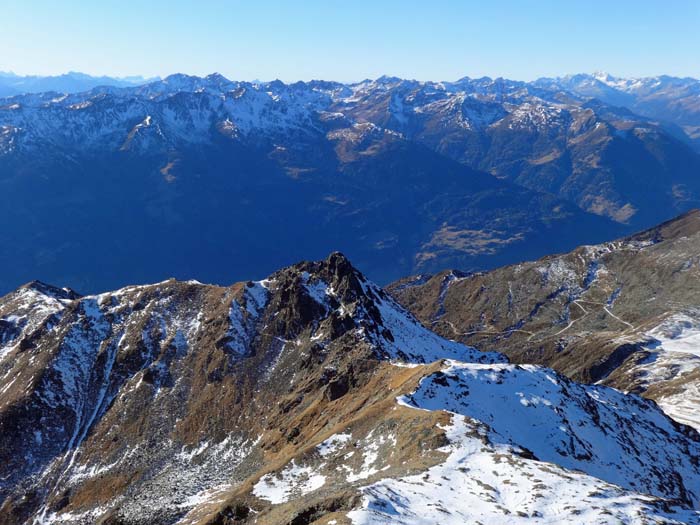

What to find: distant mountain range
left=0, top=72, right=155, bottom=97
left=1, top=72, right=699, bottom=293
left=535, top=72, right=700, bottom=149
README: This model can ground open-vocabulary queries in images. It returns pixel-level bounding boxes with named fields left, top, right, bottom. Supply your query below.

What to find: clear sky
left=1, top=0, right=698, bottom=82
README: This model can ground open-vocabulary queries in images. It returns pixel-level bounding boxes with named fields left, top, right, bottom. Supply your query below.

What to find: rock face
left=390, top=209, right=700, bottom=431
left=1, top=253, right=700, bottom=524
left=5, top=72, right=700, bottom=293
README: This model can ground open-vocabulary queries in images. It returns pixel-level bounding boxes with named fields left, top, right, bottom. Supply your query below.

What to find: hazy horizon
left=1, top=69, right=698, bottom=86
left=1, top=0, right=698, bottom=83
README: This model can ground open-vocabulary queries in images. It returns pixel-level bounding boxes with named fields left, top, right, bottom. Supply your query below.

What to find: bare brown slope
left=0, top=254, right=493, bottom=525
left=390, top=209, right=700, bottom=393
left=2, top=252, right=700, bottom=524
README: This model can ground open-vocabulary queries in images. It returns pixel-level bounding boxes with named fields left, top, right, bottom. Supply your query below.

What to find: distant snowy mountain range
left=536, top=72, right=700, bottom=137
left=0, top=71, right=156, bottom=97
left=1, top=72, right=699, bottom=293
left=2, top=70, right=697, bottom=139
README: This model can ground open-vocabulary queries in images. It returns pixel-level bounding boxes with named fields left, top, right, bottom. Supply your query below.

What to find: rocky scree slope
left=390, top=209, right=700, bottom=431
left=0, top=254, right=699, bottom=524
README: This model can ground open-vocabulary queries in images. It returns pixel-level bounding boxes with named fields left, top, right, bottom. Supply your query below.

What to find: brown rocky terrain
left=390, top=209, right=700, bottom=429
left=1, top=254, right=700, bottom=524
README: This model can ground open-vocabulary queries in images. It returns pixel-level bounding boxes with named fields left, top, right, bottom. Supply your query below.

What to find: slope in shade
left=12, top=71, right=698, bottom=293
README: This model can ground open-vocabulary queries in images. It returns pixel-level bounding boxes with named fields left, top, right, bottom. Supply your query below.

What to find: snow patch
left=253, top=461, right=326, bottom=504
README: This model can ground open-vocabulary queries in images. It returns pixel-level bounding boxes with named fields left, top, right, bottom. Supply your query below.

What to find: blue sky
left=1, top=0, right=698, bottom=81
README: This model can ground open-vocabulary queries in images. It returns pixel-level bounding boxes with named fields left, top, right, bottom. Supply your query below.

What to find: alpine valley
left=2, top=73, right=700, bottom=293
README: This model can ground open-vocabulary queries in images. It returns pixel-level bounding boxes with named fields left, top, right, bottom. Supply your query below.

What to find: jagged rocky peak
left=268, top=253, right=380, bottom=329
left=269, top=252, right=367, bottom=305
left=252, top=251, right=500, bottom=364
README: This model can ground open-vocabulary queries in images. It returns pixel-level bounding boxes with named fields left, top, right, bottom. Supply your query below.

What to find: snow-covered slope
left=625, top=312, right=700, bottom=429
left=391, top=209, right=700, bottom=439
left=0, top=282, right=77, bottom=364
left=400, top=361, right=700, bottom=504
left=349, top=413, right=700, bottom=525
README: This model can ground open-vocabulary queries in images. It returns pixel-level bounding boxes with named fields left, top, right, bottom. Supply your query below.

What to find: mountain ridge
left=389, top=208, right=700, bottom=431
left=4, top=71, right=700, bottom=294
left=1, top=252, right=700, bottom=524
left=0, top=76, right=630, bottom=294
